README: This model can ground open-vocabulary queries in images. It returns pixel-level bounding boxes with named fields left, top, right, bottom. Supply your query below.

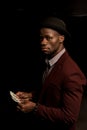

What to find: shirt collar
left=45, top=48, right=66, bottom=67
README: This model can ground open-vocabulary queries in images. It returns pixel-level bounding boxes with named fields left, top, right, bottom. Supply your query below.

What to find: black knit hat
left=40, top=16, right=71, bottom=38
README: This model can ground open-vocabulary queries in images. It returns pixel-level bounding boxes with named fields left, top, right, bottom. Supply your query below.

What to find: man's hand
left=16, top=91, right=33, bottom=101
left=17, top=100, right=36, bottom=113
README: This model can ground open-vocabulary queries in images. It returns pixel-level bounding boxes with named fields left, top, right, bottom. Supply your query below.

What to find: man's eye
left=39, top=36, right=52, bottom=41
left=46, top=36, right=52, bottom=40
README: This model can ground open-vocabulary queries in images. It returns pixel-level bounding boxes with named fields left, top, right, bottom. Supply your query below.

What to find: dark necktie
left=42, top=63, right=50, bottom=82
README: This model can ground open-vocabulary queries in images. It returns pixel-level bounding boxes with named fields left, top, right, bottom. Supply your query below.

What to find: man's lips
left=41, top=48, right=48, bottom=51
left=41, top=46, right=48, bottom=50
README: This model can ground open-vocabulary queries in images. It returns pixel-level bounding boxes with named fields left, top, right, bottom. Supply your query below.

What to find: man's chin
left=42, top=51, right=50, bottom=55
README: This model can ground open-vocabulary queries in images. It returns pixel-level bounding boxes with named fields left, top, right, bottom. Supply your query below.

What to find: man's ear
left=59, top=35, right=65, bottom=42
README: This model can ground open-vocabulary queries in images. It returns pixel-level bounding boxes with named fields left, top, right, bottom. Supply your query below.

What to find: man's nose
left=41, top=38, right=47, bottom=45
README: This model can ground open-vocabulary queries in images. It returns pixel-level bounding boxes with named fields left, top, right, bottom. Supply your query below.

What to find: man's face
left=40, top=28, right=64, bottom=57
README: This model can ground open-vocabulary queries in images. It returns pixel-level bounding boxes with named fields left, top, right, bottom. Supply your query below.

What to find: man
left=15, top=16, right=86, bottom=130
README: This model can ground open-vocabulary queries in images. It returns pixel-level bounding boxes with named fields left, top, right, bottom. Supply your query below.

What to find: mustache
left=41, top=44, right=47, bottom=47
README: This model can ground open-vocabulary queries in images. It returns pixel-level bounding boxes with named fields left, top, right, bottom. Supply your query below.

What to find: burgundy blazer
left=34, top=51, right=86, bottom=130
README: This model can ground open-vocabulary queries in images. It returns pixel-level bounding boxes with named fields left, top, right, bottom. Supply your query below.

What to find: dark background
left=0, top=1, right=87, bottom=129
